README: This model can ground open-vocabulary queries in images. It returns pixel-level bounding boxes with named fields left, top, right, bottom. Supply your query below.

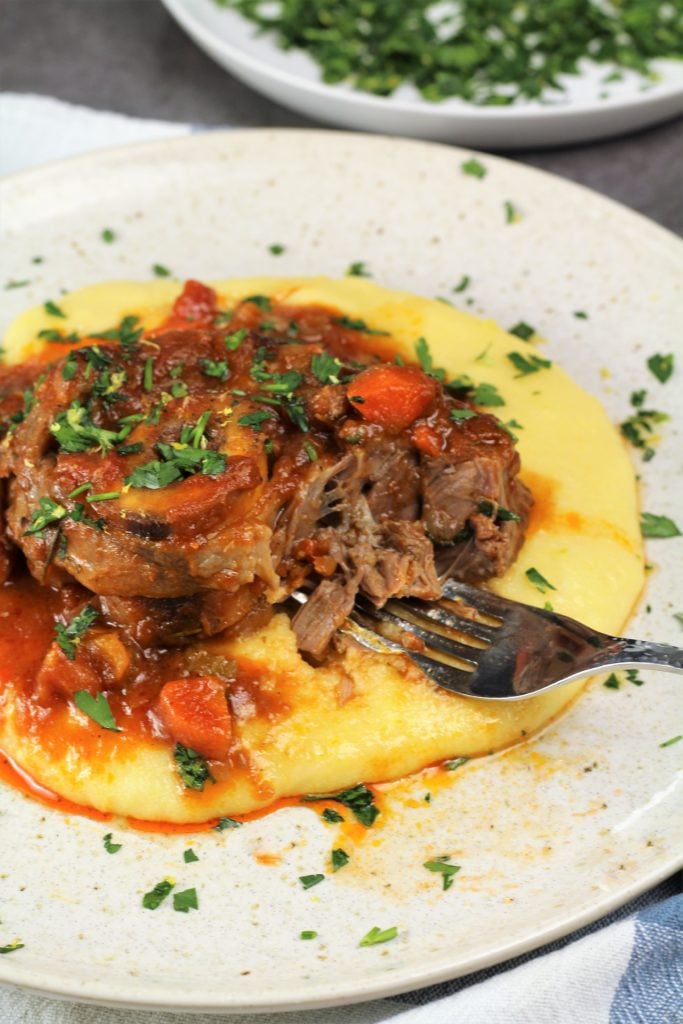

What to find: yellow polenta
left=0, top=277, right=643, bottom=822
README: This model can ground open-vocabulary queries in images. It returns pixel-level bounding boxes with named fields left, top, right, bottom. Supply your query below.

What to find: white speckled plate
left=161, top=0, right=683, bottom=147
left=0, top=131, right=681, bottom=1014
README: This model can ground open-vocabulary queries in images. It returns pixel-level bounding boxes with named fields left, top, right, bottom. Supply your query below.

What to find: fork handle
left=595, top=637, right=683, bottom=674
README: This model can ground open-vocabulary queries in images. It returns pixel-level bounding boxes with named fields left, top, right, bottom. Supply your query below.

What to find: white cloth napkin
left=0, top=92, right=680, bottom=1024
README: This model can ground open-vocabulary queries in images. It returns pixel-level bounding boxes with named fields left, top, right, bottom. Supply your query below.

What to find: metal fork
left=291, top=580, right=683, bottom=699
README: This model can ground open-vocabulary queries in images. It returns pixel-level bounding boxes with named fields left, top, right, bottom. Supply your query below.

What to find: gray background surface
left=2, top=0, right=682, bottom=234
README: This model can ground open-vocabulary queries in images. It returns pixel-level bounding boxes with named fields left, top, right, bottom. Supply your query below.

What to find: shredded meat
left=0, top=284, right=532, bottom=659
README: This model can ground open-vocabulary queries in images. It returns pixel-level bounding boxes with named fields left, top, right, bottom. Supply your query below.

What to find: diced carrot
left=157, top=676, right=231, bottom=761
left=348, top=364, right=437, bottom=431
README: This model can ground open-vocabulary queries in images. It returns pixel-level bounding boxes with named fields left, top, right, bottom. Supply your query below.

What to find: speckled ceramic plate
left=161, top=0, right=683, bottom=147
left=0, top=131, right=681, bottom=1014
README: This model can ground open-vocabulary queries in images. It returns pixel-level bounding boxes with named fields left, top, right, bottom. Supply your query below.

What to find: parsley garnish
left=103, top=833, right=122, bottom=854
left=44, top=300, right=66, bottom=318
left=472, top=381, right=505, bottom=407
left=509, top=321, right=536, bottom=341
left=173, top=888, right=199, bottom=913
left=92, top=315, right=143, bottom=356
left=303, top=784, right=379, bottom=827
left=573, top=310, right=589, bottom=319
left=243, top=294, right=272, bottom=311
left=321, top=808, right=344, bottom=823
left=74, top=690, right=120, bottom=731
left=450, top=408, right=477, bottom=422
left=125, top=414, right=226, bottom=489
left=424, top=856, right=461, bottom=891
left=331, top=848, right=349, bottom=872
left=268, top=243, right=285, bottom=255
left=225, top=328, right=248, bottom=350
left=647, top=352, right=674, bottom=384
left=333, top=315, right=388, bottom=336
left=0, top=942, right=24, bottom=954
left=504, top=200, right=520, bottom=224
left=143, top=356, right=154, bottom=392
left=477, top=500, right=521, bottom=522
left=507, top=351, right=552, bottom=376
left=214, top=816, right=242, bottom=831
left=452, top=275, right=470, bottom=293
left=174, top=743, right=215, bottom=791
left=238, top=410, right=275, bottom=431
left=525, top=567, right=556, bottom=593
left=183, top=848, right=199, bottom=863
left=346, top=260, right=371, bottom=277
left=101, top=228, right=116, bottom=243
left=415, top=336, right=445, bottom=380
left=300, top=930, right=317, bottom=940
left=620, top=388, right=668, bottom=461
left=299, top=874, right=325, bottom=889
left=55, top=605, right=99, bottom=660
left=24, top=497, right=67, bottom=537
left=640, top=513, right=681, bottom=538
left=5, top=279, right=30, bottom=290
left=443, top=756, right=469, bottom=771
left=200, top=358, right=229, bottom=381
left=359, top=926, right=397, bottom=947
left=50, top=400, right=127, bottom=454
left=142, top=879, right=174, bottom=910
left=304, top=441, right=318, bottom=462
left=660, top=735, right=682, bottom=748
left=461, top=157, right=486, bottom=179
left=152, top=263, right=172, bottom=277
left=311, top=351, right=342, bottom=385
left=603, top=673, right=621, bottom=689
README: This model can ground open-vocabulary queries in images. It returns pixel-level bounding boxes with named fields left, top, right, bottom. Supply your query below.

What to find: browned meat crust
left=0, top=294, right=531, bottom=656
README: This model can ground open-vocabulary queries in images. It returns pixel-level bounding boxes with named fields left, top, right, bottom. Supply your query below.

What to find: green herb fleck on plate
left=525, top=567, right=556, bottom=594
left=359, top=925, right=398, bottom=947
left=424, top=856, right=461, bottom=891
left=646, top=352, right=674, bottom=384
left=142, top=879, right=174, bottom=910
left=461, top=158, right=486, bottom=179
left=299, top=874, right=325, bottom=890
left=174, top=743, right=214, bottom=791
left=640, top=513, right=681, bottom=539
left=173, top=888, right=199, bottom=913
left=103, top=833, right=122, bottom=854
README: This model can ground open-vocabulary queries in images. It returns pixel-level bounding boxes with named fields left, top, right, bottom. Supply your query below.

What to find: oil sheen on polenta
left=0, top=277, right=644, bottom=823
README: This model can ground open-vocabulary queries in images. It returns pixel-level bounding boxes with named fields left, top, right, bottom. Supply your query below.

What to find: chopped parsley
left=452, top=275, right=470, bottom=293
left=55, top=605, right=99, bottom=660
left=200, top=358, right=230, bottom=381
left=0, top=942, right=24, bottom=954
left=50, top=400, right=127, bottom=454
left=321, top=808, right=344, bottom=823
left=603, top=673, right=621, bottom=689
left=508, top=321, right=536, bottom=341
left=346, top=260, right=371, bottom=277
left=507, top=351, right=551, bottom=376
left=465, top=380, right=504, bottom=407
left=443, top=756, right=469, bottom=771
left=299, top=874, right=325, bottom=890
left=640, top=513, right=681, bottom=538
left=238, top=410, right=275, bottom=431
left=101, top=228, right=116, bottom=243
left=174, top=743, right=214, bottom=791
left=647, top=352, right=674, bottom=384
left=300, top=930, right=317, bottom=940
left=268, top=243, right=285, bottom=255
left=24, top=497, right=67, bottom=537
left=415, top=336, right=445, bottom=380
left=450, top=408, right=477, bottom=422
left=359, top=925, right=397, bottom=947
left=183, top=848, right=200, bottom=863
left=525, top=567, right=556, bottom=594
left=573, top=310, right=589, bottom=320
left=152, top=263, right=172, bottom=277
left=334, top=315, right=389, bottom=336
left=103, top=833, right=122, bottom=854
left=143, top=356, right=154, bottom=392
left=243, top=294, right=272, bottom=311
left=142, top=879, right=174, bottom=910
left=303, top=783, right=379, bottom=827
left=423, top=856, right=461, bottom=891
left=173, top=888, right=199, bottom=913
left=38, top=328, right=79, bottom=343
left=660, top=735, right=682, bottom=748
left=304, top=441, right=318, bottom=462
left=620, top=390, right=668, bottom=461
left=125, top=414, right=226, bottom=489
left=5, top=279, right=30, bottom=290
left=331, top=848, right=349, bottom=872
left=214, top=816, right=242, bottom=831
left=478, top=500, right=521, bottom=522
left=73, top=690, right=120, bottom=731
left=44, top=300, right=66, bottom=318
left=461, top=157, right=486, bottom=179
left=311, top=351, right=343, bottom=385
left=504, top=200, right=520, bottom=224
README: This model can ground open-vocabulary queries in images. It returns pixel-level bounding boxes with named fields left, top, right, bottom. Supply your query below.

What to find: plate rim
left=1, top=127, right=681, bottom=1014
left=160, top=0, right=683, bottom=123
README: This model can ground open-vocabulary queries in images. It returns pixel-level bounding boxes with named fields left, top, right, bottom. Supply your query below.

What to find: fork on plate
left=292, top=580, right=683, bottom=699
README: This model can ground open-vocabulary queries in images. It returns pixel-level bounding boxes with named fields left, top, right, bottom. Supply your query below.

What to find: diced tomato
left=157, top=676, right=232, bottom=761
left=158, top=280, right=218, bottom=331
left=348, top=364, right=438, bottom=431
